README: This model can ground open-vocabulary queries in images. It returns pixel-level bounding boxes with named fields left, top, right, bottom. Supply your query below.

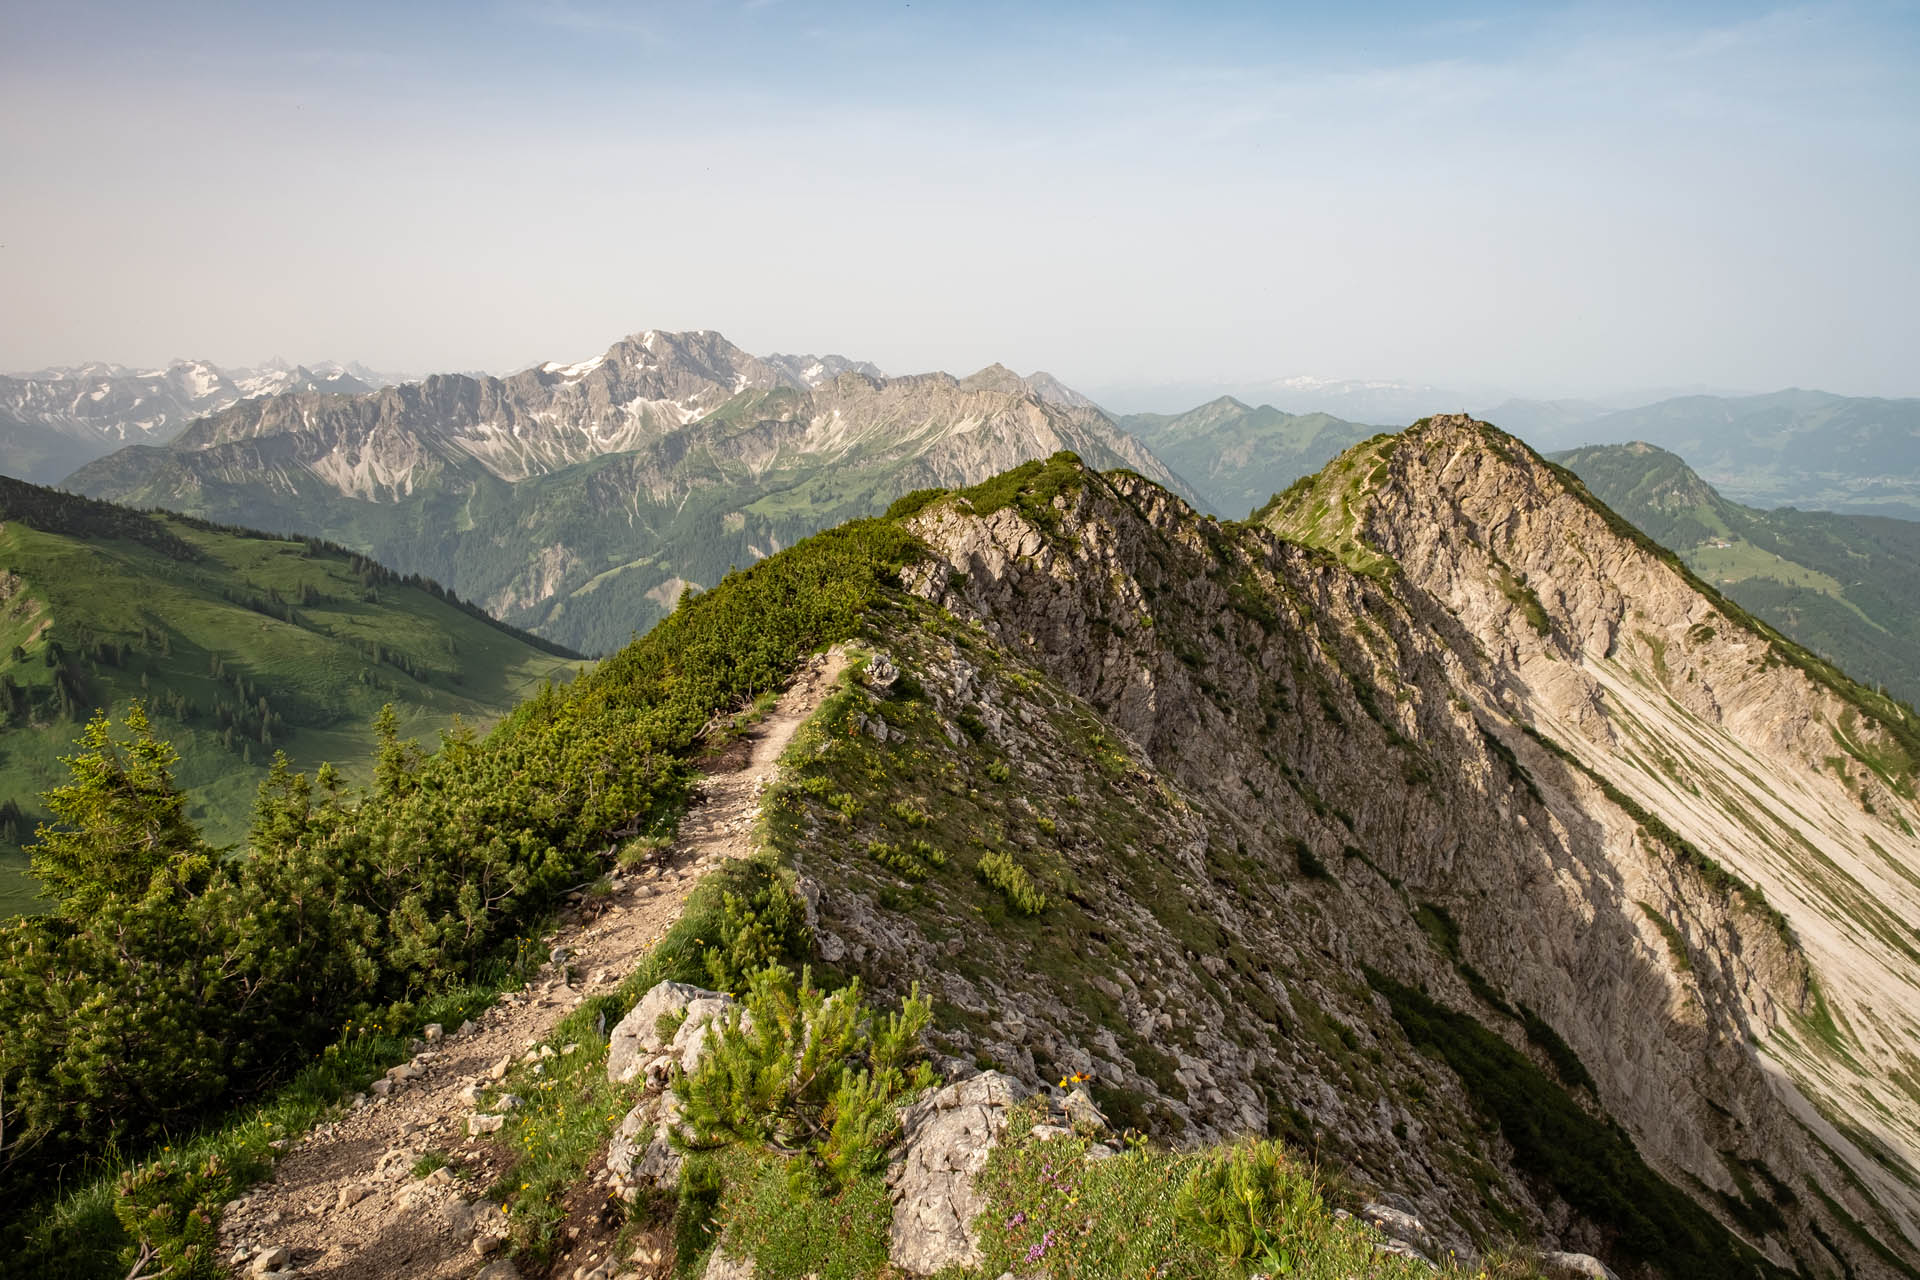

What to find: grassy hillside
left=1118, top=397, right=1376, bottom=517
left=1554, top=441, right=1920, bottom=708
left=0, top=477, right=581, bottom=913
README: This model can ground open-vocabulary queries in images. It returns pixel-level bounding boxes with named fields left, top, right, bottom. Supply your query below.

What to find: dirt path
left=219, top=649, right=847, bottom=1280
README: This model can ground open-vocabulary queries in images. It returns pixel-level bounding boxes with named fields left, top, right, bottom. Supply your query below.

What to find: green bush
left=0, top=519, right=921, bottom=1250
left=113, top=1151, right=233, bottom=1280
left=866, top=839, right=944, bottom=882
left=976, top=850, right=1047, bottom=916
left=675, top=964, right=934, bottom=1189
left=700, top=881, right=812, bottom=994
left=973, top=1111, right=1459, bottom=1279
left=1175, top=1139, right=1326, bottom=1268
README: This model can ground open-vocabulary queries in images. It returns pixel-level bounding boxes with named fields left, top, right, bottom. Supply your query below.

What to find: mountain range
left=67, top=330, right=1190, bottom=654
left=0, top=358, right=405, bottom=484
left=9, top=416, right=1920, bottom=1279
left=1106, top=383, right=1920, bottom=528
left=1117, top=396, right=1378, bottom=517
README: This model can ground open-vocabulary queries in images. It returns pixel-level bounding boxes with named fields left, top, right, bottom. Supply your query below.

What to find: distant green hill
left=1117, top=397, right=1376, bottom=516
left=1553, top=441, right=1920, bottom=708
left=0, top=476, right=582, bottom=913
left=1541, top=390, right=1920, bottom=519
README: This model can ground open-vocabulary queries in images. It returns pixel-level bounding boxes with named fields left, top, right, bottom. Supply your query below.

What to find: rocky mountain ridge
left=14, top=421, right=1920, bottom=1279
left=0, top=358, right=396, bottom=483
left=68, top=329, right=1190, bottom=653
left=761, top=424, right=1920, bottom=1277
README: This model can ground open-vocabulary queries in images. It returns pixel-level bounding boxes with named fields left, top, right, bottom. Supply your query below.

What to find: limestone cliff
left=759, top=432, right=1920, bottom=1279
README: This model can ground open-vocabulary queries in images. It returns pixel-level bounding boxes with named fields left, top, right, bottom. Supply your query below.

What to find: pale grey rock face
left=669, top=996, right=743, bottom=1075
left=0, top=358, right=388, bottom=482
left=887, top=1071, right=1029, bottom=1275
left=701, top=1248, right=756, bottom=1280
left=1359, top=1203, right=1435, bottom=1262
left=1536, top=1251, right=1620, bottom=1280
left=606, top=1091, right=684, bottom=1190
left=64, top=328, right=1188, bottom=653
left=785, top=440, right=1920, bottom=1273
left=606, top=980, right=728, bottom=1084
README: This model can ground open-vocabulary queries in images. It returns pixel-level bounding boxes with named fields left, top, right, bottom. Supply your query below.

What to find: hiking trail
left=218, top=648, right=848, bottom=1280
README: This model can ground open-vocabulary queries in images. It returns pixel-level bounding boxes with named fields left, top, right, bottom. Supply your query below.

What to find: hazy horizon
left=4, top=1, right=1917, bottom=402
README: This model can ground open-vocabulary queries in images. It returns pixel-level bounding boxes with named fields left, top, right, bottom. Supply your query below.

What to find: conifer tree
left=28, top=703, right=210, bottom=916
left=249, top=751, right=312, bottom=856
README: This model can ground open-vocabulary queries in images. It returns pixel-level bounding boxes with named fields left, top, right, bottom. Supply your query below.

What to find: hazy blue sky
left=3, top=1, right=1917, bottom=402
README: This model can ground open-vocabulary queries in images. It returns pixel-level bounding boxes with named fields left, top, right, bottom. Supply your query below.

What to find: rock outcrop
left=886, top=1071, right=1030, bottom=1275
left=760, top=432, right=1920, bottom=1278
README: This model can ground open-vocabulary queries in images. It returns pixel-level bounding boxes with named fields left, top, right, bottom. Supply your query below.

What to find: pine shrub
left=674, top=964, right=933, bottom=1189
left=0, top=519, right=922, bottom=1249
left=976, top=849, right=1047, bottom=915
left=1174, top=1139, right=1324, bottom=1268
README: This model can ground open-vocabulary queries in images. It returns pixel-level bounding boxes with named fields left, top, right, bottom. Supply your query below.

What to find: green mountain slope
left=0, top=476, right=581, bottom=913
left=1542, top=390, right=1920, bottom=518
left=1117, top=396, right=1376, bottom=516
left=1553, top=441, right=1920, bottom=707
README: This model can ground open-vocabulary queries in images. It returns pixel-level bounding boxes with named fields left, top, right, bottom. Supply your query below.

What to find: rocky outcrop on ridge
left=750, top=435, right=1920, bottom=1277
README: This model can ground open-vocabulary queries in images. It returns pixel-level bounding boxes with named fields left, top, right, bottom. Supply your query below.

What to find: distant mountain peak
left=762, top=352, right=885, bottom=387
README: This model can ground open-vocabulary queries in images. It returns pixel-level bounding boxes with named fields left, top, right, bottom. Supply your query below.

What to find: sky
left=3, top=0, right=1918, bottom=406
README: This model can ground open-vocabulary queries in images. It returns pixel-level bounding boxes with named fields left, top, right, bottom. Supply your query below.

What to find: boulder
left=1058, top=1087, right=1106, bottom=1131
left=607, top=981, right=731, bottom=1084
left=669, top=997, right=742, bottom=1074
left=607, top=1093, right=686, bottom=1190
left=864, top=653, right=899, bottom=690
left=887, top=1071, right=1029, bottom=1275
left=248, top=1247, right=290, bottom=1275
left=703, top=1248, right=757, bottom=1280
left=1360, top=1201, right=1435, bottom=1261
left=1538, top=1252, right=1620, bottom=1280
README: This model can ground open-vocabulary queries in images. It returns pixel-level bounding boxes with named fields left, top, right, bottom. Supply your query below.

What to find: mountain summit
left=68, top=329, right=1188, bottom=653
left=645, top=417, right=1913, bottom=1276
